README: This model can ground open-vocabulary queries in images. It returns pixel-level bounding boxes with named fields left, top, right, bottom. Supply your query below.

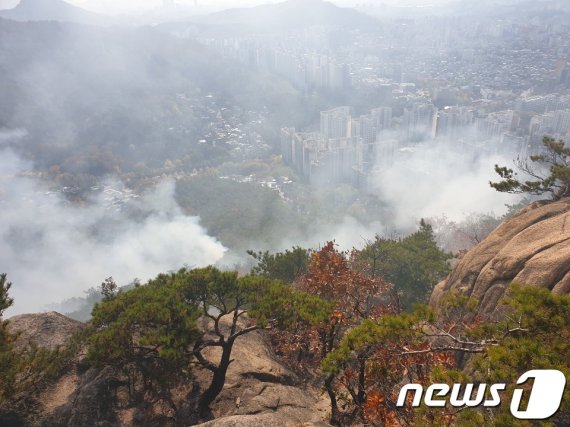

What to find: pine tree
left=491, top=136, right=570, bottom=200
left=356, top=222, right=452, bottom=311
left=88, top=266, right=330, bottom=421
left=0, top=274, right=17, bottom=408
left=247, top=246, right=310, bottom=284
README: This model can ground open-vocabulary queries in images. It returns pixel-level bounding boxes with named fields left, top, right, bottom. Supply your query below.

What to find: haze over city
left=0, top=0, right=458, bottom=14
left=1, top=0, right=570, bottom=425
left=2, top=0, right=568, bottom=313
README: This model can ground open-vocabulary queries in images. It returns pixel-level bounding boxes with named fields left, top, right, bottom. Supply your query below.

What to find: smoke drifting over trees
left=1, top=1, right=570, bottom=426
left=0, top=134, right=225, bottom=314
left=1, top=0, right=565, bottom=316
left=370, top=141, right=516, bottom=230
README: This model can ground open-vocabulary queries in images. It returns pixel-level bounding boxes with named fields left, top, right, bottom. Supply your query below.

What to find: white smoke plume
left=271, top=140, right=521, bottom=254
left=0, top=128, right=27, bottom=145
left=0, top=144, right=226, bottom=315
left=370, top=141, right=519, bottom=231
left=274, top=216, right=385, bottom=253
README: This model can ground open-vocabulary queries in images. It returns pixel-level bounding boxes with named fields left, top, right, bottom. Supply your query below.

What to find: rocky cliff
left=430, top=197, right=570, bottom=318
left=5, top=312, right=330, bottom=427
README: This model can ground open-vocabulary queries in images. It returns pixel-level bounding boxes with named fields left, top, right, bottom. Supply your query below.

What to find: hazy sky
left=0, top=0, right=454, bottom=15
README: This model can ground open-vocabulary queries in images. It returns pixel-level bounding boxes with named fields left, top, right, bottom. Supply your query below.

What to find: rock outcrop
left=45, top=367, right=122, bottom=427
left=5, top=311, right=329, bottom=426
left=194, top=317, right=330, bottom=426
left=2, top=312, right=86, bottom=426
left=7, top=311, right=84, bottom=351
left=430, top=198, right=570, bottom=318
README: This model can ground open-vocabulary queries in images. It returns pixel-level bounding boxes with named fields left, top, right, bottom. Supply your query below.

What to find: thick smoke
left=368, top=139, right=519, bottom=231
left=258, top=139, right=519, bottom=258
left=0, top=128, right=27, bottom=144
left=0, top=138, right=226, bottom=315
left=301, top=141, right=518, bottom=251
left=272, top=216, right=384, bottom=253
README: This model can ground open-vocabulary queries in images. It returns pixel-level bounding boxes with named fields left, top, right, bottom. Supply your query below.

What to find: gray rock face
left=430, top=198, right=570, bottom=318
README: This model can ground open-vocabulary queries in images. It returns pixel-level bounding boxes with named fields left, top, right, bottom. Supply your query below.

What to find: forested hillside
left=0, top=18, right=320, bottom=177
left=1, top=200, right=569, bottom=426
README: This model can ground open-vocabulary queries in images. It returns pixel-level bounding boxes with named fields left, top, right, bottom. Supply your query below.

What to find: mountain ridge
left=0, top=0, right=107, bottom=25
left=203, top=0, right=378, bottom=31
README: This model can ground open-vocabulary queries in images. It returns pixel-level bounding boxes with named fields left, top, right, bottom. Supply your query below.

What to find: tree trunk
left=325, top=374, right=341, bottom=426
left=198, top=342, right=233, bottom=418
left=357, top=358, right=366, bottom=405
left=354, top=358, right=367, bottom=423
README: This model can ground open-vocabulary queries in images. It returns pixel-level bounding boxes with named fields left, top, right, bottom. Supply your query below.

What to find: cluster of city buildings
left=282, top=94, right=570, bottom=188
left=281, top=106, right=396, bottom=188
left=178, top=92, right=271, bottom=162
left=202, top=35, right=351, bottom=93
left=191, top=2, right=570, bottom=191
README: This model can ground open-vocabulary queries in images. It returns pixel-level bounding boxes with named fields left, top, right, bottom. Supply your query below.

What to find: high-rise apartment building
left=402, top=103, right=437, bottom=142
left=432, top=106, right=473, bottom=140
left=320, top=106, right=352, bottom=139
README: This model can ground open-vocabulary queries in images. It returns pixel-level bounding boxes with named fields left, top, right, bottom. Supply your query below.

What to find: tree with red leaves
left=272, top=241, right=395, bottom=425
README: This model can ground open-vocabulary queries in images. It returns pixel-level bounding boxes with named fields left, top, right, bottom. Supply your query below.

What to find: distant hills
left=0, top=0, right=107, bottom=25
left=0, top=17, right=313, bottom=174
left=206, top=0, right=377, bottom=30
left=158, top=0, right=378, bottom=37
left=1, top=0, right=378, bottom=30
